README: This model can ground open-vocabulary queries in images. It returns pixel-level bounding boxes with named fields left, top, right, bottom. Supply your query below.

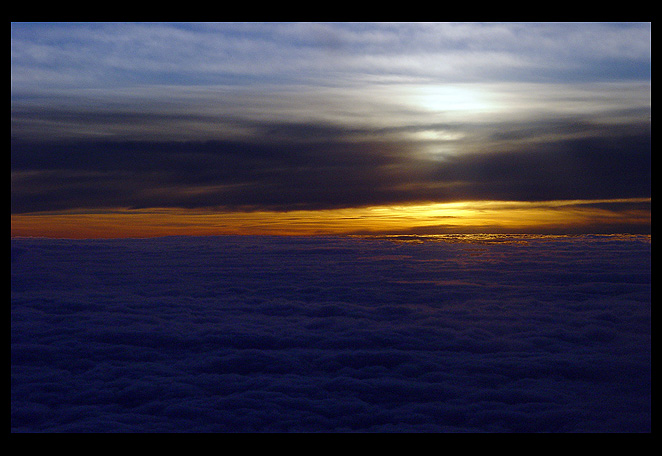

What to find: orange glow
left=10, top=198, right=650, bottom=239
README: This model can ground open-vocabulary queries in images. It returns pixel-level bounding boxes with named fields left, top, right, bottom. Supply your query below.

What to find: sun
left=408, top=84, right=496, bottom=115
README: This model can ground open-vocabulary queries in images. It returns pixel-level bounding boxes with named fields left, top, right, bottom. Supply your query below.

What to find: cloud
left=428, top=126, right=651, bottom=202
left=10, top=117, right=651, bottom=214
left=11, top=234, right=651, bottom=432
left=11, top=23, right=651, bottom=92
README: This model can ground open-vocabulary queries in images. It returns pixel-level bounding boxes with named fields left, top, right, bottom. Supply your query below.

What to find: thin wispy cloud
left=10, top=22, right=651, bottom=89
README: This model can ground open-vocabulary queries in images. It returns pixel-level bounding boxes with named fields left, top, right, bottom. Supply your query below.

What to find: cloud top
left=11, top=234, right=652, bottom=432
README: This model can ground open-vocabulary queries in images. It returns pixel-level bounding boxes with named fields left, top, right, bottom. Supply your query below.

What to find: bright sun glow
left=407, top=85, right=497, bottom=115
left=396, top=84, right=500, bottom=154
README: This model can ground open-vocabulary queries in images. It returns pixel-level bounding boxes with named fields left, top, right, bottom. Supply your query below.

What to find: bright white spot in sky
left=406, top=85, right=498, bottom=115
left=412, top=130, right=465, bottom=141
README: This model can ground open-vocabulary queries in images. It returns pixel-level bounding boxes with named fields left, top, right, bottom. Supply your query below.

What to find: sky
left=10, top=22, right=651, bottom=237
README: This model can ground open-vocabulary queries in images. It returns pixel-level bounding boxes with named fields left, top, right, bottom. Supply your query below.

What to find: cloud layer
left=10, top=23, right=651, bottom=90
left=10, top=121, right=651, bottom=214
left=11, top=235, right=651, bottom=432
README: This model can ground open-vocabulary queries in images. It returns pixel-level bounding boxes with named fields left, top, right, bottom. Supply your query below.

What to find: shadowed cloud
left=11, top=234, right=651, bottom=432
left=11, top=120, right=651, bottom=214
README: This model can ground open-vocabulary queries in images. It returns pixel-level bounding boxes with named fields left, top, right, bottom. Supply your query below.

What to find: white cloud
left=11, top=22, right=651, bottom=93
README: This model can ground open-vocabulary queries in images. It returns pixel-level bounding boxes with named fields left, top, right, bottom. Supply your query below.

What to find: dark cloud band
left=11, top=120, right=651, bottom=214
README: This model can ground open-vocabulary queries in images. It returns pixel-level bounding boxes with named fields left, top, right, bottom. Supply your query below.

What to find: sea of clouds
left=11, top=234, right=651, bottom=432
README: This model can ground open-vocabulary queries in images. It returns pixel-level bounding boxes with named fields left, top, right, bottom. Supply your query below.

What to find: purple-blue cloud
left=11, top=235, right=651, bottom=432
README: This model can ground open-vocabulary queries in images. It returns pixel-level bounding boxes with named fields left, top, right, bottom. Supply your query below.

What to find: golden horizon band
left=10, top=198, right=650, bottom=239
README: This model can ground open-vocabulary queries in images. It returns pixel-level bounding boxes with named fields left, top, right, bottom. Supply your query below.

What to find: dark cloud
left=11, top=234, right=651, bottom=432
left=429, top=127, right=651, bottom=202
left=11, top=119, right=650, bottom=213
